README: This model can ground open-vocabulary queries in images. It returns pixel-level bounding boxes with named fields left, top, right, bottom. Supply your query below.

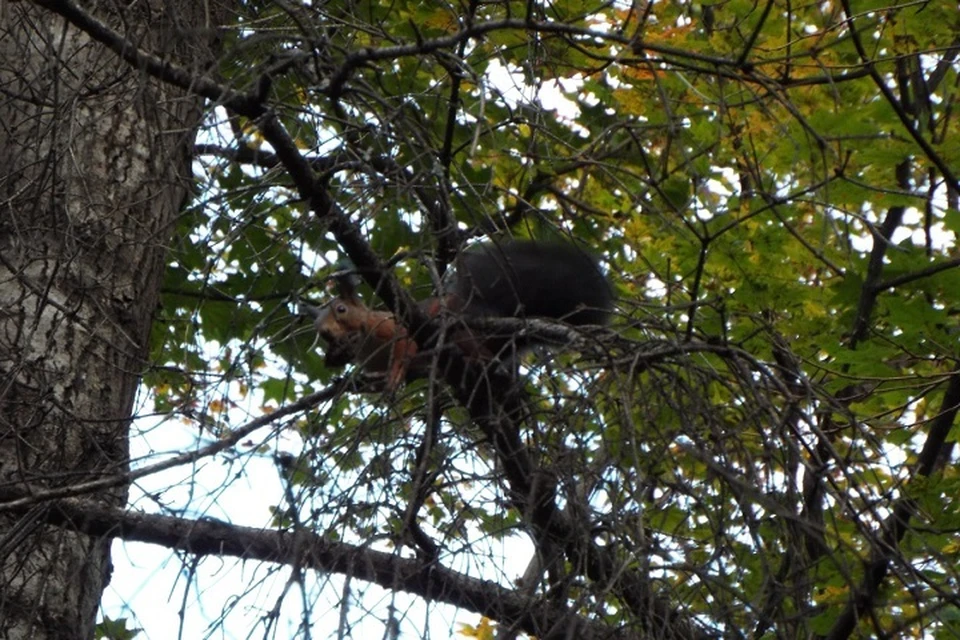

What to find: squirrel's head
left=301, top=267, right=397, bottom=368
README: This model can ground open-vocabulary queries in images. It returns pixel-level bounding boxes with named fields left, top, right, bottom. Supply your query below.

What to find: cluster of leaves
left=142, top=0, right=960, bottom=637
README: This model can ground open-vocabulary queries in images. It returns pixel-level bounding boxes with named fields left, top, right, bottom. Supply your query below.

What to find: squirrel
left=304, top=239, right=613, bottom=390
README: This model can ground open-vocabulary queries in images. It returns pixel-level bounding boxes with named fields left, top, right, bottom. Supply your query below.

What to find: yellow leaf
left=802, top=299, right=827, bottom=319
left=423, top=8, right=457, bottom=32
left=645, top=23, right=695, bottom=43
left=621, top=67, right=660, bottom=81
left=458, top=617, right=496, bottom=639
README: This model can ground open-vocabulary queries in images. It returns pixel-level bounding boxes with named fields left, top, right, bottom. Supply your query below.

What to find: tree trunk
left=0, top=3, right=222, bottom=638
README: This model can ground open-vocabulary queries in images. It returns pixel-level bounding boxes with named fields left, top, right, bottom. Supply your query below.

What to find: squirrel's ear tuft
left=327, top=261, right=362, bottom=300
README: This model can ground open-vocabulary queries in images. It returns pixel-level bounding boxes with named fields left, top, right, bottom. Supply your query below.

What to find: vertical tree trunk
left=0, top=3, right=222, bottom=638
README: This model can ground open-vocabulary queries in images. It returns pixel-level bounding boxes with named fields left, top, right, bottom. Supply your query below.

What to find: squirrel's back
left=451, top=240, right=612, bottom=326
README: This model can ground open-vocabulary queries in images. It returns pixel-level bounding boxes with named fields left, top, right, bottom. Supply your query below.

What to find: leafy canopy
left=141, top=0, right=960, bottom=637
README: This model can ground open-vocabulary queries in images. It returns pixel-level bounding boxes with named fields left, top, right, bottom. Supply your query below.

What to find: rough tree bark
left=0, top=3, right=224, bottom=638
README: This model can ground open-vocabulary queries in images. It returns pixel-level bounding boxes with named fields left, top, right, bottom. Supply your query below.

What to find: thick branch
left=0, top=493, right=641, bottom=640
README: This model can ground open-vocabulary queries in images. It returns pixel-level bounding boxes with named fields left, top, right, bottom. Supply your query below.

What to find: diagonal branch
left=0, top=382, right=350, bottom=512
left=873, top=255, right=960, bottom=293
